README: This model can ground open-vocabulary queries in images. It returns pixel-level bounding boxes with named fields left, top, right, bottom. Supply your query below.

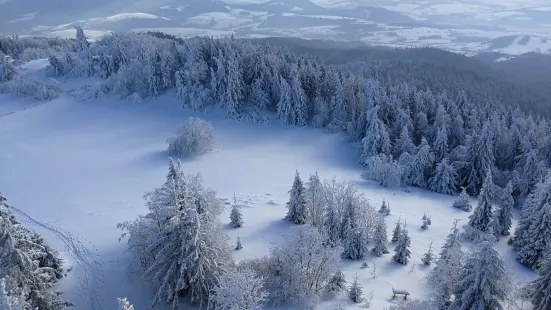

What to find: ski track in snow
left=9, top=205, right=107, bottom=310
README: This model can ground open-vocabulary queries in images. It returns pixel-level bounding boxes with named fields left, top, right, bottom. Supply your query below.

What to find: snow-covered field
left=0, top=62, right=537, bottom=309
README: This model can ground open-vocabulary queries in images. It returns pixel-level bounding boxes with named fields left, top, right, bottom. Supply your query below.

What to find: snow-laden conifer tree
left=393, top=226, right=411, bottom=265
left=530, top=249, right=551, bottom=310
left=433, top=126, right=449, bottom=162
left=391, top=219, right=402, bottom=243
left=372, top=215, right=389, bottom=257
left=500, top=189, right=516, bottom=232
left=230, top=196, right=243, bottom=228
left=349, top=275, right=363, bottom=303
left=342, top=200, right=370, bottom=260
left=363, top=154, right=402, bottom=188
left=467, top=169, right=495, bottom=236
left=421, top=241, right=434, bottom=265
left=404, top=138, right=435, bottom=188
left=428, top=220, right=464, bottom=308
left=235, top=237, right=243, bottom=251
left=393, top=125, right=415, bottom=158
left=0, top=55, right=16, bottom=82
left=74, top=25, right=90, bottom=52
left=117, top=298, right=135, bottom=310
left=428, top=158, right=457, bottom=195
left=514, top=175, right=551, bottom=269
left=306, top=172, right=325, bottom=229
left=453, top=187, right=472, bottom=212
left=285, top=171, right=308, bottom=225
left=360, top=105, right=391, bottom=163
left=167, top=117, right=216, bottom=157
left=210, top=268, right=266, bottom=310
left=276, top=77, right=294, bottom=125
left=120, top=160, right=232, bottom=309
left=449, top=238, right=509, bottom=310
left=329, top=80, right=346, bottom=132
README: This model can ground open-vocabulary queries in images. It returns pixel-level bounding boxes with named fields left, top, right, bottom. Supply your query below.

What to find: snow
left=0, top=64, right=538, bottom=309
left=495, top=35, right=551, bottom=55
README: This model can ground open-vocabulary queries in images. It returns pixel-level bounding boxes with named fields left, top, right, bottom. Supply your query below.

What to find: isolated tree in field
left=285, top=171, right=308, bottom=225
left=449, top=238, right=509, bottom=310
left=496, top=182, right=514, bottom=236
left=421, top=241, right=434, bottom=265
left=230, top=196, right=243, bottom=228
left=373, top=215, right=389, bottom=257
left=428, top=158, right=458, bottom=195
left=392, top=218, right=402, bottom=243
left=210, top=268, right=266, bottom=310
left=117, top=298, right=135, bottom=310
left=428, top=220, right=464, bottom=308
left=453, top=187, right=472, bottom=212
left=349, top=275, right=363, bottom=303
left=167, top=117, right=216, bottom=157
left=393, top=226, right=411, bottom=265
left=467, top=170, right=495, bottom=236
left=235, top=237, right=243, bottom=250
left=531, top=249, right=551, bottom=310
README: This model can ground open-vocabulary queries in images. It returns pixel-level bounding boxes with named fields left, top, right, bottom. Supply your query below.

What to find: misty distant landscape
left=1, top=0, right=550, bottom=55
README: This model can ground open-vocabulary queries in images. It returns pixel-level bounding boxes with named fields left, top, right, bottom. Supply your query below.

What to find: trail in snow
left=9, top=205, right=107, bottom=310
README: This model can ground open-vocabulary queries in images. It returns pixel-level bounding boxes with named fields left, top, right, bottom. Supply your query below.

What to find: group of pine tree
left=2, top=27, right=551, bottom=309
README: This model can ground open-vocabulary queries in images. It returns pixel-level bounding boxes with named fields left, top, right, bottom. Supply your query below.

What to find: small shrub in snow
left=326, top=270, right=347, bottom=293
left=421, top=242, right=434, bottom=265
left=453, top=187, right=472, bottom=212
left=117, top=298, right=134, bottom=310
left=166, top=117, right=216, bottom=157
left=230, top=196, right=244, bottom=228
left=235, top=237, right=243, bottom=251
left=378, top=199, right=390, bottom=216
left=349, top=275, right=363, bottom=303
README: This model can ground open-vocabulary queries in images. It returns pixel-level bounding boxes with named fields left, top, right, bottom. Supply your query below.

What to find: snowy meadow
left=0, top=29, right=550, bottom=310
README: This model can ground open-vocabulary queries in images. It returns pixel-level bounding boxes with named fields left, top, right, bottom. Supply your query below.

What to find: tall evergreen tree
left=306, top=172, right=325, bottom=229
left=285, top=171, right=308, bottom=225
left=428, top=220, right=464, bottom=309
left=514, top=175, right=551, bottom=269
left=230, top=195, right=243, bottom=228
left=372, top=215, right=389, bottom=257
left=449, top=239, right=509, bottom=310
left=433, top=126, right=449, bottom=162
left=360, top=105, right=391, bottom=163
left=496, top=182, right=514, bottom=236
left=393, top=125, right=415, bottom=158
left=530, top=249, right=551, bottom=310
left=342, top=202, right=369, bottom=260
left=392, top=226, right=411, bottom=265
left=468, top=170, right=495, bottom=235
left=391, top=219, right=402, bottom=243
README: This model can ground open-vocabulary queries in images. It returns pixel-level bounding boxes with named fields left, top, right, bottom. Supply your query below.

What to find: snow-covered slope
left=0, top=62, right=537, bottom=309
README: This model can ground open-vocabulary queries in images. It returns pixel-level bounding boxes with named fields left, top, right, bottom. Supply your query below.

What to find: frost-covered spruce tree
left=306, top=172, right=325, bottom=229
left=235, top=237, right=243, bottom=250
left=428, top=220, right=464, bottom=308
left=210, top=268, right=266, bottom=310
left=342, top=201, right=370, bottom=260
left=453, top=187, right=472, bottom=212
left=360, top=105, right=391, bottom=163
left=514, top=175, right=551, bottom=269
left=326, top=270, right=347, bottom=293
left=428, top=158, right=457, bottom=195
left=1, top=55, right=16, bottom=82
left=393, top=125, right=415, bottom=158
left=449, top=238, right=509, bottom=310
left=421, top=241, right=434, bottom=265
left=467, top=169, right=495, bottom=236
left=531, top=249, right=551, bottom=310
left=121, top=160, right=232, bottom=309
left=433, top=126, right=449, bottom=162
left=363, top=154, right=402, bottom=188
left=403, top=137, right=435, bottom=188
left=393, top=226, right=411, bottom=265
left=497, top=182, right=514, bottom=236
left=325, top=202, right=341, bottom=244
left=285, top=171, right=308, bottom=225
left=230, top=196, right=243, bottom=228
left=349, top=275, right=363, bottom=303
left=372, top=215, right=389, bottom=257
left=117, top=298, right=135, bottom=310
left=391, top=219, right=402, bottom=243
